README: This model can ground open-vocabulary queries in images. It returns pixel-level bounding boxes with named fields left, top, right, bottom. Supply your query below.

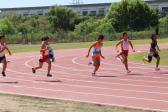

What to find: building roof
left=0, top=3, right=112, bottom=11
left=146, top=0, right=168, bottom=3
left=0, top=1, right=167, bottom=11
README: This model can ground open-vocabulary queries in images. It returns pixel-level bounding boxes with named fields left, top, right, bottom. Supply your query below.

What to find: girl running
left=142, top=34, right=160, bottom=71
left=0, top=35, right=12, bottom=77
left=42, top=40, right=55, bottom=62
left=32, top=36, right=52, bottom=77
left=86, top=35, right=105, bottom=77
left=115, top=32, right=135, bottom=73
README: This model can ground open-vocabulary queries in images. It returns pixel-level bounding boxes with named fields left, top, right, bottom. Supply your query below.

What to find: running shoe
left=6, top=61, right=10, bottom=63
left=32, top=68, right=36, bottom=74
left=155, top=67, right=160, bottom=71
left=88, top=61, right=93, bottom=66
left=47, top=74, right=52, bottom=77
left=92, top=73, right=97, bottom=77
left=127, top=70, right=131, bottom=73
left=115, top=55, right=121, bottom=61
left=2, top=72, right=6, bottom=77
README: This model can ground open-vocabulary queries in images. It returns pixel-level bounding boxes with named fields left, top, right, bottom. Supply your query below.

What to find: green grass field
left=128, top=49, right=168, bottom=66
left=8, top=38, right=168, bottom=53
left=2, top=38, right=168, bottom=112
left=0, top=93, right=155, bottom=112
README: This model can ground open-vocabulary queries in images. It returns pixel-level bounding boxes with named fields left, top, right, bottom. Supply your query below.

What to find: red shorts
left=120, top=50, right=129, bottom=56
left=39, top=55, right=49, bottom=63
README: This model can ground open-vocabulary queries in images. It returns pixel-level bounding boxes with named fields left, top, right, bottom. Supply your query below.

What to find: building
left=0, top=0, right=168, bottom=17
left=147, top=0, right=168, bottom=11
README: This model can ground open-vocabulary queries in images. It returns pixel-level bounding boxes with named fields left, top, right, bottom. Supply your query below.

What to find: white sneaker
left=155, top=67, right=160, bottom=71
left=127, top=70, right=131, bottom=73
left=88, top=61, right=93, bottom=66
left=116, top=55, right=121, bottom=61
left=92, top=73, right=97, bottom=77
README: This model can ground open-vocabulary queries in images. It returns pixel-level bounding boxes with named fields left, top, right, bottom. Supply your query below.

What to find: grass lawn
left=128, top=49, right=168, bottom=66
left=0, top=93, right=155, bottom=112
left=7, top=38, right=168, bottom=53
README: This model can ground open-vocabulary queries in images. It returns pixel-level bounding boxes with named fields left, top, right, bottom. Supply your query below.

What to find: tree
left=74, top=18, right=114, bottom=34
left=158, top=10, right=168, bottom=19
left=106, top=0, right=159, bottom=29
left=159, top=16, right=168, bottom=27
left=47, top=5, right=79, bottom=31
left=3, top=12, right=21, bottom=28
left=0, top=17, right=17, bottom=34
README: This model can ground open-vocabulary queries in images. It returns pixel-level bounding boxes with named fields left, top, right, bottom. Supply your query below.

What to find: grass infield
left=128, top=49, right=168, bottom=66
left=7, top=38, right=168, bottom=53
left=0, top=93, right=155, bottom=112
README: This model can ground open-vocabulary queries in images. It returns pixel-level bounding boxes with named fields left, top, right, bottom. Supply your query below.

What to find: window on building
left=23, top=14, right=29, bottom=16
left=38, top=13, right=43, bottom=15
left=162, top=7, right=168, bottom=11
left=99, top=10, right=104, bottom=13
left=82, top=11, right=88, bottom=16
left=91, top=11, right=96, bottom=14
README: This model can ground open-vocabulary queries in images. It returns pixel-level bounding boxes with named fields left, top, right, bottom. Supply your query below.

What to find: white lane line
left=0, top=91, right=167, bottom=112
left=1, top=76, right=168, bottom=95
left=0, top=83, right=168, bottom=103
left=3, top=72, right=168, bottom=90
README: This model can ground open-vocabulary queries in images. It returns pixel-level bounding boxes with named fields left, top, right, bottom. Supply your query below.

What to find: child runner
left=0, top=35, right=12, bottom=77
left=142, top=34, right=160, bottom=71
left=32, top=36, right=52, bottom=77
left=86, top=35, right=105, bottom=77
left=115, top=32, right=135, bottom=73
left=42, top=39, right=55, bottom=62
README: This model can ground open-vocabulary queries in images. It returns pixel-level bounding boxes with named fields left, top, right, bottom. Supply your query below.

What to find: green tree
left=158, top=10, right=168, bottom=19
left=47, top=5, right=79, bottom=31
left=75, top=18, right=114, bottom=34
left=0, top=17, right=17, bottom=34
left=3, top=12, right=21, bottom=28
left=159, top=16, right=168, bottom=27
left=106, top=0, right=159, bottom=29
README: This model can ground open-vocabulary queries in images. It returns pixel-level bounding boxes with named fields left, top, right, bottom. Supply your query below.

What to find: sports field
left=0, top=38, right=168, bottom=112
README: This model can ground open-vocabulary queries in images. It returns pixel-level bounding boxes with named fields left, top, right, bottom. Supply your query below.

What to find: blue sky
left=0, top=0, right=120, bottom=8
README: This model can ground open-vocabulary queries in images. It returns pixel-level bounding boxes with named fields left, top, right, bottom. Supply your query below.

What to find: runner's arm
left=86, top=43, right=96, bottom=58
left=150, top=48, right=158, bottom=54
left=156, top=45, right=160, bottom=51
left=129, top=40, right=135, bottom=52
left=0, top=47, right=6, bottom=53
left=40, top=44, right=49, bottom=52
left=115, top=41, right=121, bottom=52
left=100, top=50, right=104, bottom=59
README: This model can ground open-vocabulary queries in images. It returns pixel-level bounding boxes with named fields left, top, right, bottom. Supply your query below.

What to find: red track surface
left=0, top=43, right=168, bottom=112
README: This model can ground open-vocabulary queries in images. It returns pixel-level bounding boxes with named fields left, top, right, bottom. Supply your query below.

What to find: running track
left=0, top=43, right=168, bottom=112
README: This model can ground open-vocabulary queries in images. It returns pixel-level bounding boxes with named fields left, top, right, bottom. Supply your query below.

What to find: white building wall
left=149, top=2, right=168, bottom=11
left=0, top=2, right=168, bottom=17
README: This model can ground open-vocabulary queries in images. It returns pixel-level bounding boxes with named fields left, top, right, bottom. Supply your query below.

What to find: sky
left=0, top=0, right=121, bottom=9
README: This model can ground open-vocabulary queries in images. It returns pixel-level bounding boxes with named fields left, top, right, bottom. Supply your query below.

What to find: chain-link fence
left=2, top=27, right=168, bottom=44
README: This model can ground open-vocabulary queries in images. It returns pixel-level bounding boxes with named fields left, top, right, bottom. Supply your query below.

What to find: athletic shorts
left=148, top=53, right=159, bottom=62
left=92, top=54, right=100, bottom=59
left=120, top=50, right=129, bottom=56
left=0, top=56, right=5, bottom=63
left=39, top=55, right=49, bottom=63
